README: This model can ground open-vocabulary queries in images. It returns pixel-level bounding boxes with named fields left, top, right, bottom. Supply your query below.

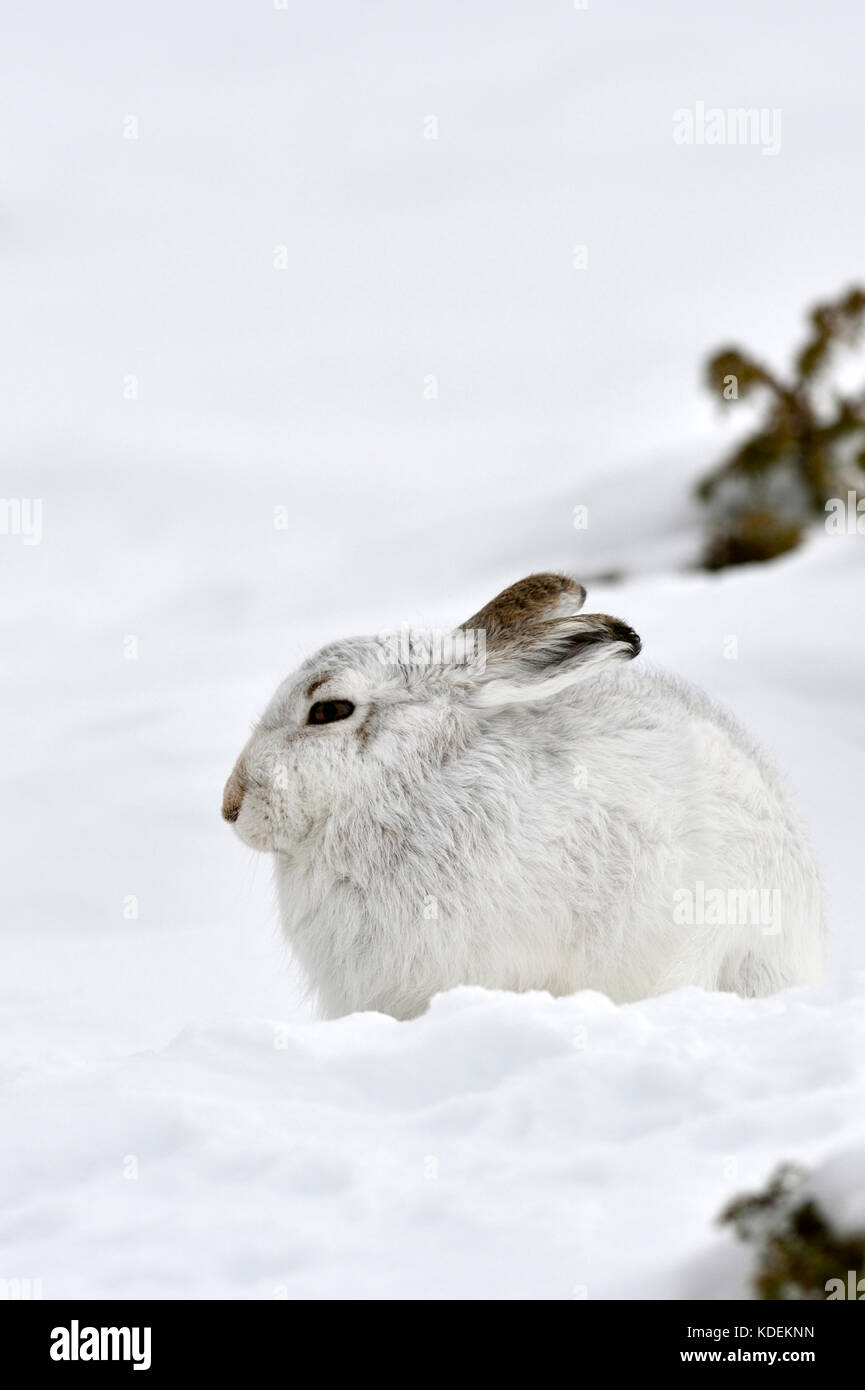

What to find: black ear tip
left=609, top=620, right=641, bottom=658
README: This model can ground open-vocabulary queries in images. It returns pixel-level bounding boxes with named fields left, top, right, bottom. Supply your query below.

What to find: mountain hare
left=223, top=573, right=825, bottom=1019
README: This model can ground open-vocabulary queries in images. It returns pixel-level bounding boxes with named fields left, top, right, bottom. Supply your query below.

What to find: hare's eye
left=308, top=699, right=355, bottom=725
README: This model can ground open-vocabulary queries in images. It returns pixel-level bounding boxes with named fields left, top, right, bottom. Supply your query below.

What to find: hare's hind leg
left=717, top=950, right=798, bottom=997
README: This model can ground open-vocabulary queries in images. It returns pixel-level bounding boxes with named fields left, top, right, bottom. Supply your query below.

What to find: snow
left=4, top=984, right=865, bottom=1301
left=4, top=0, right=865, bottom=1301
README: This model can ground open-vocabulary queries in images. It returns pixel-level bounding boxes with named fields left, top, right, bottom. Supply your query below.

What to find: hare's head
left=222, top=573, right=640, bottom=852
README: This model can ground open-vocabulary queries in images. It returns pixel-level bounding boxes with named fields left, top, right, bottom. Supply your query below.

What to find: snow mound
left=4, top=983, right=865, bottom=1300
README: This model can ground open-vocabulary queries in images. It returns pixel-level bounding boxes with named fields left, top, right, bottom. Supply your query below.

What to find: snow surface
left=3, top=0, right=865, bottom=1301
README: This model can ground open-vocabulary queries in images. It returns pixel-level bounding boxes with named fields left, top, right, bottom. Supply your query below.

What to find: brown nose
left=222, top=760, right=246, bottom=824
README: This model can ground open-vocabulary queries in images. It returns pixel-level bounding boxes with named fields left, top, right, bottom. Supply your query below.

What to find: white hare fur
left=223, top=573, right=825, bottom=1019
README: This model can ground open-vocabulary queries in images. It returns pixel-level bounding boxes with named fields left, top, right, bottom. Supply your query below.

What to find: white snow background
left=2, top=0, right=864, bottom=1299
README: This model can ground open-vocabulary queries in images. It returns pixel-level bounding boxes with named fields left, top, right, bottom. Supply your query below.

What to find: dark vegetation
left=721, top=1163, right=865, bottom=1299
left=698, top=286, right=865, bottom=569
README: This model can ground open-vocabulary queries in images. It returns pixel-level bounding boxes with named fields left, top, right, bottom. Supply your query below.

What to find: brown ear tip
left=563, top=574, right=584, bottom=592
left=530, top=571, right=584, bottom=596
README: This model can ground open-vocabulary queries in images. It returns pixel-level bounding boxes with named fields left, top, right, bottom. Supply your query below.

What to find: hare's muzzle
left=222, top=760, right=246, bottom=823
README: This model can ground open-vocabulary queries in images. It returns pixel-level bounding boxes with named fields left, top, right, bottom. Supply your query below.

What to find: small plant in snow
left=699, top=284, right=865, bottom=568
left=721, top=1162, right=865, bottom=1299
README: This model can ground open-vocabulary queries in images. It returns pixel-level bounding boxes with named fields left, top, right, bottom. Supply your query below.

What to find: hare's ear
left=463, top=613, right=641, bottom=708
left=460, top=573, right=586, bottom=636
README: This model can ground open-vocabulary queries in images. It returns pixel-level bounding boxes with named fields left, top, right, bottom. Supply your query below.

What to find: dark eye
left=307, top=699, right=355, bottom=725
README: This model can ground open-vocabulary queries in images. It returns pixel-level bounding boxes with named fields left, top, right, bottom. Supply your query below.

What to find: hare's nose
left=222, top=761, right=247, bottom=823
